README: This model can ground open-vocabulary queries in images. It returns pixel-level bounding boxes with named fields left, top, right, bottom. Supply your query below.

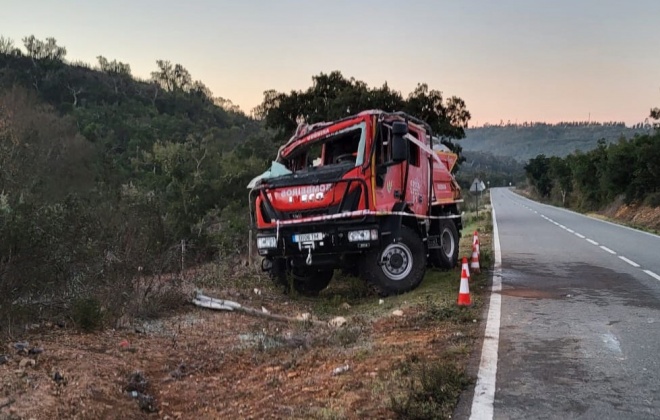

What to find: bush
left=420, top=296, right=478, bottom=324
left=72, top=298, right=104, bottom=332
left=643, top=192, right=660, bottom=208
left=0, top=191, right=182, bottom=338
left=391, top=360, right=472, bottom=420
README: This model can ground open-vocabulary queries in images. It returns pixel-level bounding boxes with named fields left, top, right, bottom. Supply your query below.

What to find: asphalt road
left=473, top=188, right=660, bottom=419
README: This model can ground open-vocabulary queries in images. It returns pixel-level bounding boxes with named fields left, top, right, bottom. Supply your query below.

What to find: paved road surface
left=470, top=188, right=660, bottom=419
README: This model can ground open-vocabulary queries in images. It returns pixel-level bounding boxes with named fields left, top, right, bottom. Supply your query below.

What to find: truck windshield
left=289, top=122, right=366, bottom=170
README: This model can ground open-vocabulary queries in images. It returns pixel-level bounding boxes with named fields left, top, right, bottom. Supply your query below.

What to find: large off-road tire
left=269, top=258, right=333, bottom=296
left=268, top=258, right=288, bottom=287
left=359, top=226, right=426, bottom=296
left=290, top=267, right=334, bottom=296
left=429, top=220, right=460, bottom=269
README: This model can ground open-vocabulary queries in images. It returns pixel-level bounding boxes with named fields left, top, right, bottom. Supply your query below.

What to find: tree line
left=524, top=124, right=660, bottom=210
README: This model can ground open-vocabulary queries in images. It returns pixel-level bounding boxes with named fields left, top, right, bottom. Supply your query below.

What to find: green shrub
left=643, top=192, right=660, bottom=208
left=391, top=361, right=472, bottom=420
left=72, top=297, right=104, bottom=332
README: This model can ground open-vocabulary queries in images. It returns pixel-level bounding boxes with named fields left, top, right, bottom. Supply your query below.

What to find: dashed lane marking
left=600, top=246, right=616, bottom=255
left=644, top=270, right=660, bottom=282
left=520, top=194, right=660, bottom=286
left=619, top=256, right=640, bottom=267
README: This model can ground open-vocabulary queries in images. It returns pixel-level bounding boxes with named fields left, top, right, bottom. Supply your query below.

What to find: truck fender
left=379, top=202, right=408, bottom=242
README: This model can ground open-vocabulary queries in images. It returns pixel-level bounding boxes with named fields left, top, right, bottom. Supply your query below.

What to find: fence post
left=180, top=239, right=186, bottom=274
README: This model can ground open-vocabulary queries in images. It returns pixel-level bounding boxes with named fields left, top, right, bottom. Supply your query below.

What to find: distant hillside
left=462, top=122, right=654, bottom=161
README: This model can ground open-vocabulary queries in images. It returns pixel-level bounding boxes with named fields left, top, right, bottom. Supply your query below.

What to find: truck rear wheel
left=360, top=226, right=426, bottom=296
left=429, top=220, right=459, bottom=269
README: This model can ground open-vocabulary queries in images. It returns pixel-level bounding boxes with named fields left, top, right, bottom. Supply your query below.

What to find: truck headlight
left=257, top=236, right=277, bottom=249
left=348, top=229, right=378, bottom=242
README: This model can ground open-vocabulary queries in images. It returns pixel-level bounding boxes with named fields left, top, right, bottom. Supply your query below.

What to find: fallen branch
left=192, top=292, right=327, bottom=326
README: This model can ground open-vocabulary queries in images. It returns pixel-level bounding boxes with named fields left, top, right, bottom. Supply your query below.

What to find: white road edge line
left=575, top=233, right=586, bottom=239
left=600, top=245, right=616, bottom=255
left=644, top=270, right=660, bottom=282
left=586, top=239, right=599, bottom=246
left=566, top=228, right=575, bottom=233
left=470, top=205, right=502, bottom=420
left=618, top=256, right=640, bottom=267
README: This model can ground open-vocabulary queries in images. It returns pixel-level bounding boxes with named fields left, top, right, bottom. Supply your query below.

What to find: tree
left=651, top=107, right=660, bottom=129
left=215, top=97, right=242, bottom=113
left=548, top=156, right=572, bottom=205
left=404, top=83, right=470, bottom=140
left=568, top=143, right=607, bottom=210
left=629, top=132, right=660, bottom=201
left=403, top=83, right=471, bottom=160
left=524, top=154, right=552, bottom=197
left=0, top=86, right=94, bottom=204
left=97, top=55, right=131, bottom=75
left=151, top=60, right=192, bottom=92
left=255, top=71, right=471, bottom=166
left=22, top=35, right=67, bottom=61
left=603, top=138, right=636, bottom=202
left=0, top=36, right=16, bottom=55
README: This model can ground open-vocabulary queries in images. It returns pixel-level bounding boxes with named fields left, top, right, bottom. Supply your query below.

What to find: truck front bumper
left=256, top=223, right=381, bottom=262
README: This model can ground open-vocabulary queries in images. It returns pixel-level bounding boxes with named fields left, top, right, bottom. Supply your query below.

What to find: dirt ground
left=598, top=197, right=660, bottom=233
left=1, top=226, right=491, bottom=420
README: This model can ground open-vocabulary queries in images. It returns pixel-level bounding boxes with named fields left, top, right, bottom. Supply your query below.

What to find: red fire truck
left=248, top=110, right=463, bottom=296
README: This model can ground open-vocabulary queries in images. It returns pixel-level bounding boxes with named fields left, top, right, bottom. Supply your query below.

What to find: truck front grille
left=283, top=208, right=328, bottom=220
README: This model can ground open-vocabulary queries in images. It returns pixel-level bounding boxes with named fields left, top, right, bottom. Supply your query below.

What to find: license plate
left=293, top=232, right=323, bottom=243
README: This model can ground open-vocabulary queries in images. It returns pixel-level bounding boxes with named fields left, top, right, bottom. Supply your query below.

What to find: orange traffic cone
left=458, top=257, right=471, bottom=306
left=473, top=230, right=480, bottom=258
left=470, top=243, right=481, bottom=274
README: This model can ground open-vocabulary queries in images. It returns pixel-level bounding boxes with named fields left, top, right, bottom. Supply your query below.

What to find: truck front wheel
left=360, top=226, right=426, bottom=296
left=268, top=260, right=333, bottom=296
left=291, top=268, right=334, bottom=296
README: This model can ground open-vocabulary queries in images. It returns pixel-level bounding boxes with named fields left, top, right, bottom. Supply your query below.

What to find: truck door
left=404, top=127, right=429, bottom=215
left=374, top=124, right=404, bottom=211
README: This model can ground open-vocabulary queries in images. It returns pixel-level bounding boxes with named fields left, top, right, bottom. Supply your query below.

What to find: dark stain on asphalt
left=500, top=289, right=559, bottom=299
left=500, top=260, right=660, bottom=310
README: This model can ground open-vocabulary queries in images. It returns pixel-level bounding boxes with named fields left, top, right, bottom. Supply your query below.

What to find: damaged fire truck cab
left=248, top=110, right=463, bottom=296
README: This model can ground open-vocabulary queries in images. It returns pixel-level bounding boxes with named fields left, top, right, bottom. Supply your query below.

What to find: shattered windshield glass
left=290, top=122, right=366, bottom=170
left=247, top=122, right=367, bottom=188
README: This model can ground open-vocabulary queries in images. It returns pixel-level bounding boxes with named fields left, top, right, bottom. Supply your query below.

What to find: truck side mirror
left=391, top=121, right=408, bottom=162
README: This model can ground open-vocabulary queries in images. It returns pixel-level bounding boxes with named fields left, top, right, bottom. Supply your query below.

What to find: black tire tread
left=359, top=226, right=426, bottom=296
left=429, top=220, right=459, bottom=269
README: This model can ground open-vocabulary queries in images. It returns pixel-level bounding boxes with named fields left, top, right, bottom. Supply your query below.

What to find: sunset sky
left=3, top=0, right=659, bottom=126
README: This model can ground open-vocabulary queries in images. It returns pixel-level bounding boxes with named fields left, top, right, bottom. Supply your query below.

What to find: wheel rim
left=380, top=242, right=413, bottom=281
left=441, top=228, right=455, bottom=259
